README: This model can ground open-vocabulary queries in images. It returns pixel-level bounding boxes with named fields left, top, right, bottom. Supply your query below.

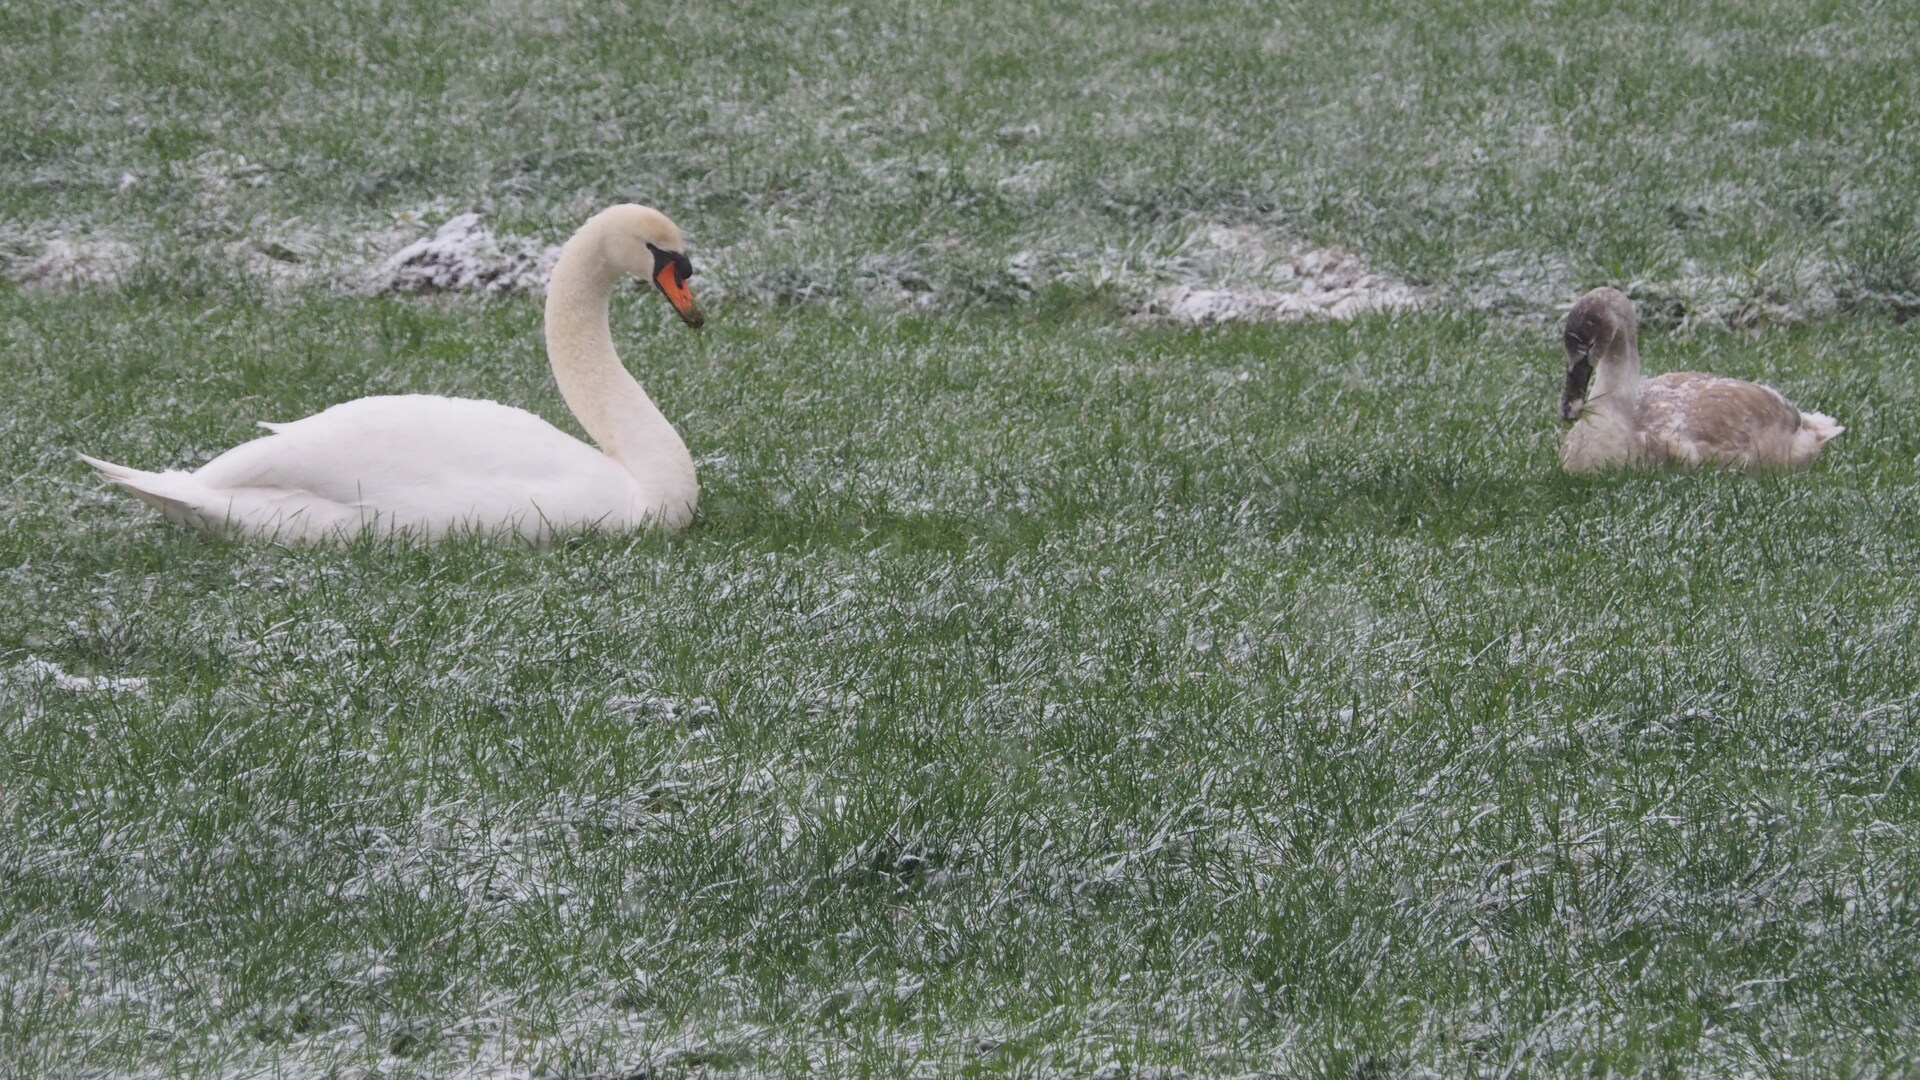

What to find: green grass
left=5, top=291, right=1919, bottom=1077
left=4, top=0, right=1920, bottom=313
left=5, top=1, right=1920, bottom=1076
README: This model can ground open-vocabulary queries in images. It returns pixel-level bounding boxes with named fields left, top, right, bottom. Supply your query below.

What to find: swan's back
left=1639, top=373, right=1841, bottom=470
left=205, top=395, right=622, bottom=503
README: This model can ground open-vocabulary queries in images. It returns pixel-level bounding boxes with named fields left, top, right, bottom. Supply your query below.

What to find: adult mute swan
left=80, top=204, right=706, bottom=541
left=1557, top=287, right=1842, bottom=473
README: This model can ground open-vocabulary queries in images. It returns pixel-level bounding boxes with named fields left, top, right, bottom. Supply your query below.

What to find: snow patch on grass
left=0, top=213, right=1880, bottom=331
left=374, top=212, right=560, bottom=296
left=1461, top=249, right=1582, bottom=316
left=2, top=236, right=140, bottom=289
left=1134, top=226, right=1425, bottom=323
left=1626, top=256, right=1845, bottom=331
left=8, top=657, right=149, bottom=694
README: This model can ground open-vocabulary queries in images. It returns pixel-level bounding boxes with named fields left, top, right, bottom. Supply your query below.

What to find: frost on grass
left=374, top=212, right=561, bottom=295
left=3, top=658, right=147, bottom=732
left=7, top=657, right=148, bottom=694
left=1, top=206, right=1438, bottom=318
left=1625, top=255, right=1845, bottom=331
left=0, top=210, right=1868, bottom=326
left=1133, top=225, right=1424, bottom=324
left=1, top=235, right=139, bottom=289
left=1460, top=249, right=1582, bottom=317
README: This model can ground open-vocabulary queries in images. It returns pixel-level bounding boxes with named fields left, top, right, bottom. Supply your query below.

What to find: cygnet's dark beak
left=1559, top=355, right=1592, bottom=424
left=1558, top=313, right=1601, bottom=424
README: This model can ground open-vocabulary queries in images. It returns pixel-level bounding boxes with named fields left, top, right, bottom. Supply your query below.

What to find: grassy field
left=5, top=1, right=1920, bottom=1078
left=6, top=0, right=1920, bottom=316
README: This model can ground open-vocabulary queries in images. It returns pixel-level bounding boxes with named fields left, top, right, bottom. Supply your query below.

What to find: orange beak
left=655, top=265, right=704, bottom=328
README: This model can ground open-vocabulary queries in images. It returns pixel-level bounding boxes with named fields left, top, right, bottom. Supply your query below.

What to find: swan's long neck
left=544, top=226, right=696, bottom=516
left=1588, top=327, right=1643, bottom=417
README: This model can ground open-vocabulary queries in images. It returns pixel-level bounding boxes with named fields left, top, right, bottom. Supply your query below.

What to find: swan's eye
left=647, top=245, right=704, bottom=327
left=648, top=242, right=693, bottom=286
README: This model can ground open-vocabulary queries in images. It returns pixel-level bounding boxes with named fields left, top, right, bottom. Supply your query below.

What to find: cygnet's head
left=593, top=204, right=704, bottom=328
left=1559, top=287, right=1636, bottom=423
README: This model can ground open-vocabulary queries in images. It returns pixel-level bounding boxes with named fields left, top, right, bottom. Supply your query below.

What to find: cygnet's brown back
left=1636, top=371, right=1815, bottom=470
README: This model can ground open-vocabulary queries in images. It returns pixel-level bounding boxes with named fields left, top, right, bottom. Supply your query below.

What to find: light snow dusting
left=3, top=236, right=139, bottom=289
left=8, top=657, right=149, bottom=694
left=1135, top=226, right=1425, bottom=324
left=0, top=211, right=1866, bottom=327
left=0, top=213, right=1425, bottom=318
left=375, top=212, right=561, bottom=295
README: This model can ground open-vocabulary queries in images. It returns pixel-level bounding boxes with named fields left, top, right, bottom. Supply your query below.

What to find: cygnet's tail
left=1799, top=411, right=1844, bottom=446
left=78, top=453, right=217, bottom=529
left=1786, top=410, right=1844, bottom=468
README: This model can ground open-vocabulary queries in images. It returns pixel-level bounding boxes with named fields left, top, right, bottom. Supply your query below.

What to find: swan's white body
left=80, top=205, right=704, bottom=542
left=1557, top=288, right=1841, bottom=473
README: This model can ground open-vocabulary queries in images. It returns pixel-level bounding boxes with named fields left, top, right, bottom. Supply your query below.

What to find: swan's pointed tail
left=78, top=453, right=216, bottom=528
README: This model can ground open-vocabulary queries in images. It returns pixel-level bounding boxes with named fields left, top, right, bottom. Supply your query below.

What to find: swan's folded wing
left=1640, top=372, right=1806, bottom=467
left=190, top=394, right=637, bottom=529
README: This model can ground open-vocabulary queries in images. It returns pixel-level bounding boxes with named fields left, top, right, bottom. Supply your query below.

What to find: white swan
left=1557, top=287, right=1842, bottom=473
left=80, top=204, right=706, bottom=541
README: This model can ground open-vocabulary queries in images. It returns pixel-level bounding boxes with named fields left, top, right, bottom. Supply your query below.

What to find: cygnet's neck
left=1587, top=328, right=1644, bottom=417
left=544, top=225, right=696, bottom=513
